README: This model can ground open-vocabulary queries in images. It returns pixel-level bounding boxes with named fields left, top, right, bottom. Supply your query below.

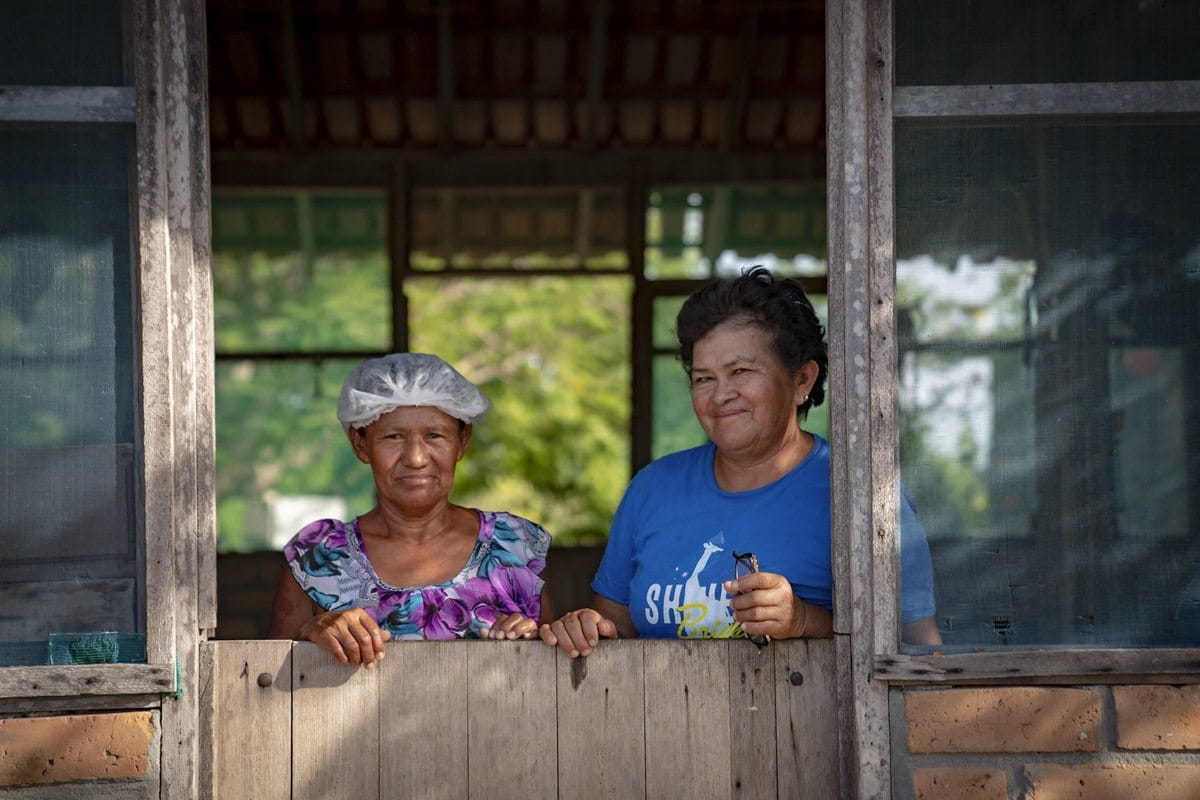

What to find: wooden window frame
left=827, top=0, right=1200, bottom=794
left=0, top=0, right=213, bottom=706
left=827, top=3, right=1200, bottom=792
left=879, top=72, right=1200, bottom=685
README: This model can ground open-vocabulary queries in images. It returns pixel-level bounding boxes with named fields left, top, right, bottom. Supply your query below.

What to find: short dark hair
left=675, top=266, right=827, bottom=418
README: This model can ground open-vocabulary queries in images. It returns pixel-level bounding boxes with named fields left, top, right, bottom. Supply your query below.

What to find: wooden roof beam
left=585, top=0, right=610, bottom=150
left=279, top=0, right=307, bottom=152
left=437, top=0, right=456, bottom=155
left=722, top=11, right=758, bottom=153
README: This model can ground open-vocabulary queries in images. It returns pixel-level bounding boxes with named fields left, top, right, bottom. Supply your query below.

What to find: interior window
left=211, top=188, right=632, bottom=550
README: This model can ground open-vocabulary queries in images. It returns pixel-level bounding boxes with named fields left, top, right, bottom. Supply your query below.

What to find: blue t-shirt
left=592, top=435, right=936, bottom=638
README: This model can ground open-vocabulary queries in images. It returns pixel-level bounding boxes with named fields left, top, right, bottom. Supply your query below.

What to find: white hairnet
left=336, top=353, right=489, bottom=431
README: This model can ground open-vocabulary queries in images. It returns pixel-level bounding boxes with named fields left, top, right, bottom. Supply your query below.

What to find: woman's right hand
left=298, top=608, right=392, bottom=667
left=539, top=608, right=619, bottom=658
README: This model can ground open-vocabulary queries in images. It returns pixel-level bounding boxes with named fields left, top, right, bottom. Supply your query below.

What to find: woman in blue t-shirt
left=540, top=268, right=940, bottom=657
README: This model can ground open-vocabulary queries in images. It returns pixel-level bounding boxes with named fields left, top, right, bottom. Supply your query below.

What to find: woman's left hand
left=724, top=571, right=832, bottom=640
left=481, top=612, right=539, bottom=640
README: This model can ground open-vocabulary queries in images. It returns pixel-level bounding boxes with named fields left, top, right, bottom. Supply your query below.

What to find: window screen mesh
left=0, top=127, right=141, bottom=665
left=896, top=123, right=1200, bottom=647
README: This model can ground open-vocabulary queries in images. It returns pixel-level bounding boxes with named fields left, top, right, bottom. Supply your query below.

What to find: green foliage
left=214, top=358, right=377, bottom=551
left=895, top=256, right=1038, bottom=539
left=213, top=250, right=390, bottom=352
left=406, top=276, right=632, bottom=545
left=898, top=364, right=992, bottom=538
left=214, top=266, right=635, bottom=550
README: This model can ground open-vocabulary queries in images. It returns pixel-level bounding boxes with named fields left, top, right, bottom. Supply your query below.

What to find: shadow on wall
left=215, top=545, right=606, bottom=639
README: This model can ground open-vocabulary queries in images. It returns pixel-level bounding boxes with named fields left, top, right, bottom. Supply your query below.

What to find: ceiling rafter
left=436, top=0, right=456, bottom=155
left=344, top=0, right=372, bottom=146
left=278, top=0, right=307, bottom=152
left=207, top=0, right=827, bottom=160
left=584, top=0, right=610, bottom=151
left=723, top=11, right=759, bottom=153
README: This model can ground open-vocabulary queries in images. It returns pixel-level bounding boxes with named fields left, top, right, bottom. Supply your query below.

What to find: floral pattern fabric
left=283, top=511, right=551, bottom=640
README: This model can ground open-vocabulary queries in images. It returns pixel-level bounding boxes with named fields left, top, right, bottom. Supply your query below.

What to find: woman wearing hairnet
left=268, top=353, right=553, bottom=666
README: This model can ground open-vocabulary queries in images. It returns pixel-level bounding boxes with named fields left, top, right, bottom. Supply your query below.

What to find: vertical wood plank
left=208, top=641, right=292, bottom=800
left=198, top=642, right=215, bottom=800
left=556, top=642, right=646, bottom=799
left=776, top=639, right=839, bottom=799
left=159, top=0, right=211, bottom=794
left=292, top=642, right=379, bottom=800
left=835, top=635, right=855, bottom=799
left=379, top=642, right=468, bottom=800
left=135, top=0, right=175, bottom=673
left=825, top=0, right=851, bottom=647
left=863, top=0, right=902, bottom=790
left=866, top=0, right=900, bottom=664
left=467, top=641, right=557, bottom=800
left=189, top=0, right=218, bottom=635
left=728, top=641, right=777, bottom=799
left=643, top=640, right=731, bottom=800
left=826, top=0, right=897, bottom=793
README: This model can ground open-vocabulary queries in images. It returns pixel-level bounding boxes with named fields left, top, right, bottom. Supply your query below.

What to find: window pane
left=212, top=192, right=390, bottom=353
left=896, top=0, right=1200, bottom=85
left=0, top=1, right=128, bottom=86
left=646, top=185, right=828, bottom=280
left=652, top=355, right=706, bottom=460
left=410, top=187, right=627, bottom=272
left=896, top=122, right=1200, bottom=647
left=806, top=294, right=830, bottom=441
left=215, top=358, right=376, bottom=552
left=406, top=276, right=631, bottom=545
left=0, top=126, right=140, bottom=665
left=652, top=296, right=684, bottom=351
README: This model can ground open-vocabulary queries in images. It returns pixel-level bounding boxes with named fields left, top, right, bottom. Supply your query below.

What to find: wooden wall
left=201, top=638, right=837, bottom=799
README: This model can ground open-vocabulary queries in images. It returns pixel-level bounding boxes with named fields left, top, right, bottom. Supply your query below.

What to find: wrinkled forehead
left=691, top=319, right=776, bottom=368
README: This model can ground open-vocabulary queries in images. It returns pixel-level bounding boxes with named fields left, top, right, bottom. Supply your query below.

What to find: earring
left=801, top=395, right=809, bottom=404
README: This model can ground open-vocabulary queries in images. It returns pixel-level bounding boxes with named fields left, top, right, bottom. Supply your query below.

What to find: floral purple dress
left=283, top=510, right=550, bottom=640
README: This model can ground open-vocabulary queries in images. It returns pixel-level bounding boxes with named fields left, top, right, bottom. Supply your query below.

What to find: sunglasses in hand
left=731, top=551, right=770, bottom=647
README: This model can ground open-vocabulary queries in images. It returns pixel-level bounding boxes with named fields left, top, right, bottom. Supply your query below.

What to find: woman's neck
left=712, top=427, right=812, bottom=492
left=361, top=502, right=466, bottom=544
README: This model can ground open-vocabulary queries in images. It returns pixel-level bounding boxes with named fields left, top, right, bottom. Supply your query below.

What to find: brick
left=906, top=687, right=1100, bottom=753
left=1027, top=764, right=1200, bottom=800
left=0, top=712, right=155, bottom=787
left=1115, top=685, right=1200, bottom=750
left=912, top=766, right=1007, bottom=800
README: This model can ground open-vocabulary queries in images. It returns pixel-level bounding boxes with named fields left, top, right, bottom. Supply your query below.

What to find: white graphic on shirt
left=643, top=533, right=746, bottom=639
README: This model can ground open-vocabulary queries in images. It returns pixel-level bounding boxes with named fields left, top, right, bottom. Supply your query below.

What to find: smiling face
left=689, top=318, right=817, bottom=461
left=349, top=406, right=471, bottom=514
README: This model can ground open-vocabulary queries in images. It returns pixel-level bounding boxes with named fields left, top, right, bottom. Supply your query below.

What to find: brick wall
left=0, top=711, right=160, bottom=798
left=894, top=685, right=1200, bottom=800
